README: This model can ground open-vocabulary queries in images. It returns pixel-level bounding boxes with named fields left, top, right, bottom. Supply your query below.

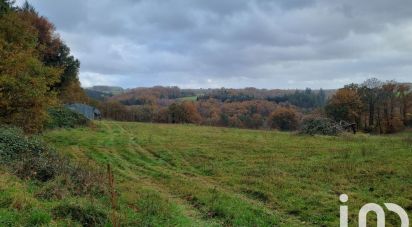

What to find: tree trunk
left=369, top=102, right=374, bottom=127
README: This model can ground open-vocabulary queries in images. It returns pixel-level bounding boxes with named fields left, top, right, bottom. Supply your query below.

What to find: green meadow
left=176, top=96, right=199, bottom=102
left=41, top=121, right=412, bottom=226
left=1, top=121, right=411, bottom=226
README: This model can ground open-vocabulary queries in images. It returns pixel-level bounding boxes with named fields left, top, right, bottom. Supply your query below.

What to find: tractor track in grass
left=102, top=121, right=309, bottom=226
left=99, top=121, right=218, bottom=226
left=44, top=120, right=412, bottom=226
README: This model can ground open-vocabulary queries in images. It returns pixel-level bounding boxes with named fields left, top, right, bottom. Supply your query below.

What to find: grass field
left=176, top=96, right=198, bottom=101
left=37, top=121, right=411, bottom=226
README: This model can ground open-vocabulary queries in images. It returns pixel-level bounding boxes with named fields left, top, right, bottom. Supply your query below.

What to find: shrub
left=12, top=152, right=62, bottom=182
left=0, top=125, right=105, bottom=196
left=36, top=164, right=106, bottom=200
left=0, top=126, right=60, bottom=181
left=269, top=107, right=299, bottom=131
left=46, top=107, right=90, bottom=129
left=300, top=117, right=344, bottom=136
left=52, top=203, right=107, bottom=227
left=0, top=126, right=47, bottom=162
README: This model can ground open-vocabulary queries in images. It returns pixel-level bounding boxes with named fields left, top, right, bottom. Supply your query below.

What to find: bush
left=12, top=151, right=62, bottom=182
left=0, top=126, right=47, bottom=163
left=36, top=164, right=106, bottom=200
left=300, top=117, right=344, bottom=136
left=46, top=107, right=90, bottom=129
left=0, top=126, right=60, bottom=181
left=0, top=125, right=105, bottom=196
left=269, top=107, right=299, bottom=131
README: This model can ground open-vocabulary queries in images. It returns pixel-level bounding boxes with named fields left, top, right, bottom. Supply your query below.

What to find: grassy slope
left=41, top=121, right=412, bottom=226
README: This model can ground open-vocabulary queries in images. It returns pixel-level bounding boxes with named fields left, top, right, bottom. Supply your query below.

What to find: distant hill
left=84, top=89, right=113, bottom=101
left=103, top=86, right=336, bottom=109
left=86, top=86, right=124, bottom=95
left=84, top=86, right=125, bottom=101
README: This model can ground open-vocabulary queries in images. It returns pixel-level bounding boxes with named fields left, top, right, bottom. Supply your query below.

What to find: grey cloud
left=22, top=0, right=412, bottom=89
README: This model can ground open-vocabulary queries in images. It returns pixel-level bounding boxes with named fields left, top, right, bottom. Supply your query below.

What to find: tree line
left=326, top=78, right=412, bottom=133
left=109, top=86, right=329, bottom=110
left=99, top=99, right=300, bottom=131
left=99, top=79, right=411, bottom=134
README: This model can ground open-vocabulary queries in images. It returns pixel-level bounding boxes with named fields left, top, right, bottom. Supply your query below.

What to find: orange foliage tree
left=0, top=12, right=61, bottom=133
left=325, top=87, right=363, bottom=125
left=269, top=107, right=299, bottom=131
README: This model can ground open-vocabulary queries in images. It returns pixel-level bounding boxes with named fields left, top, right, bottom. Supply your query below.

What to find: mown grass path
left=44, top=121, right=412, bottom=226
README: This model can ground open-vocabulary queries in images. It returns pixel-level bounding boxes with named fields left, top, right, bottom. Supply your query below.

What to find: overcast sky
left=18, top=0, right=412, bottom=89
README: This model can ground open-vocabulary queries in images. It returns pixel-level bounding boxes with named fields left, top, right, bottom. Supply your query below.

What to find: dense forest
left=95, top=81, right=411, bottom=134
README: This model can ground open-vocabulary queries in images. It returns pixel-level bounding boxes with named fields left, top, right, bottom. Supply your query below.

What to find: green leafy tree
left=0, top=0, right=13, bottom=15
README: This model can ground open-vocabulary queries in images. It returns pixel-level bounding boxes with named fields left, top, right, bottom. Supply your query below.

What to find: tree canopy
left=0, top=2, right=87, bottom=133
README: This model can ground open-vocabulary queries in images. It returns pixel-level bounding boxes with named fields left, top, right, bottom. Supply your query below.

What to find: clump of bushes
left=46, top=107, right=90, bottom=129
left=0, top=126, right=105, bottom=196
left=0, top=127, right=47, bottom=163
left=300, top=117, right=343, bottom=136
left=35, top=163, right=106, bottom=200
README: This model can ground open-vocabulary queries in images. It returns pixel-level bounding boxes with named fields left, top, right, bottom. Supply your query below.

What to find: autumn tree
left=19, top=3, right=87, bottom=103
left=99, top=101, right=128, bottom=121
left=0, top=11, right=61, bottom=133
left=165, top=101, right=201, bottom=124
left=196, top=99, right=221, bottom=125
left=325, top=79, right=411, bottom=134
left=180, top=101, right=201, bottom=123
left=269, top=107, right=299, bottom=131
left=325, top=87, right=363, bottom=125
left=0, top=2, right=91, bottom=132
